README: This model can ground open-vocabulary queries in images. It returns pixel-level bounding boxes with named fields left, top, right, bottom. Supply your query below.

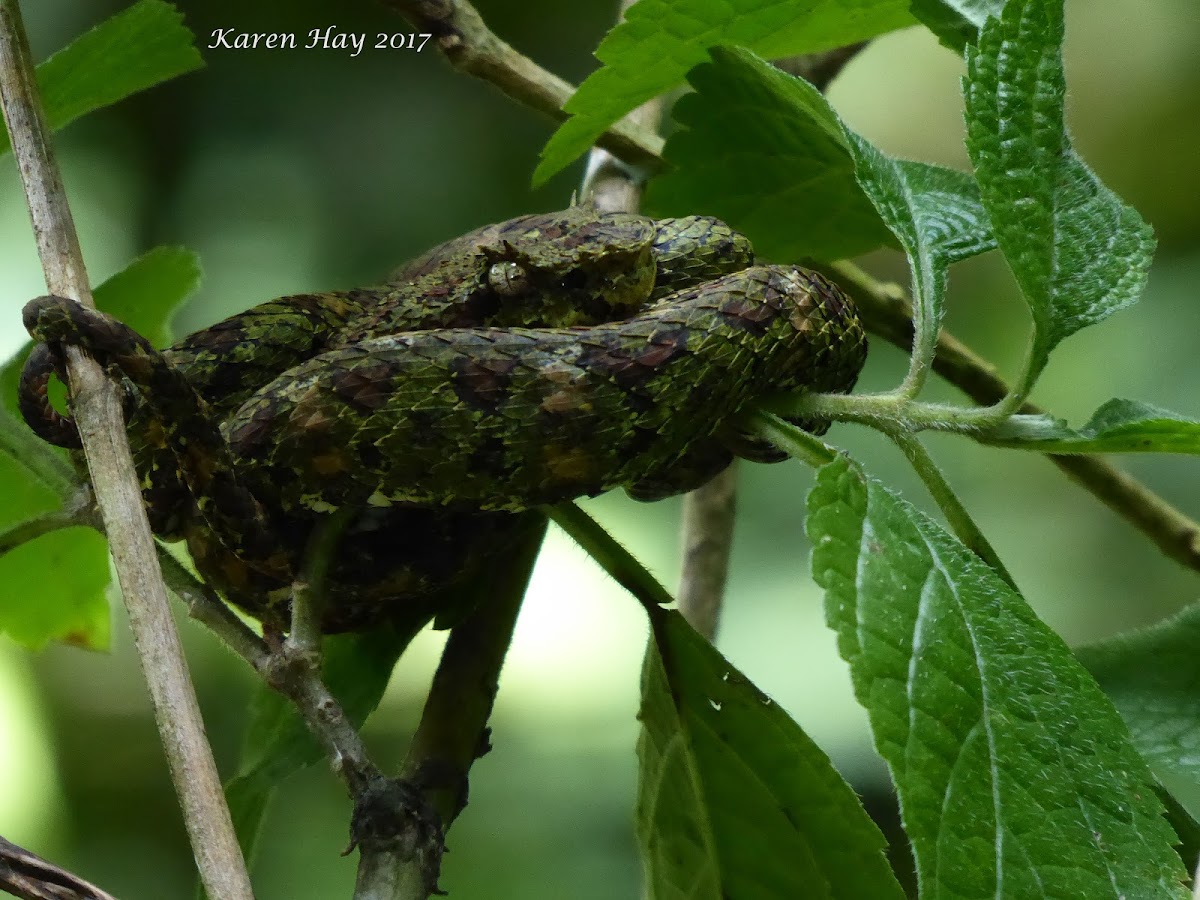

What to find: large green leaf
left=644, top=48, right=895, bottom=263
left=807, top=456, right=1188, bottom=898
left=843, top=135, right=995, bottom=365
left=979, top=399, right=1200, bottom=454
left=0, top=0, right=203, bottom=155
left=963, top=0, right=1154, bottom=381
left=533, top=0, right=916, bottom=185
left=92, top=245, right=200, bottom=348
left=0, top=526, right=110, bottom=651
left=1077, top=603, right=1200, bottom=789
left=637, top=608, right=905, bottom=900
left=647, top=46, right=994, bottom=358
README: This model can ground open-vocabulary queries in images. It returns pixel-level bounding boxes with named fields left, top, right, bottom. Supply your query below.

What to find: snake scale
left=18, top=207, right=867, bottom=631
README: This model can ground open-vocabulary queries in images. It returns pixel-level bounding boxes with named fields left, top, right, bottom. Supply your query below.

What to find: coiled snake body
left=19, top=208, right=867, bottom=631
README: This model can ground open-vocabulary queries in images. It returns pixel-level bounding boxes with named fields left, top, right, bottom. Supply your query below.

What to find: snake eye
left=488, top=260, right=530, bottom=297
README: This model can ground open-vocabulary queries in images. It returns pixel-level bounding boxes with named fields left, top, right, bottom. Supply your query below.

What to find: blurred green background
left=1, top=0, right=1198, bottom=897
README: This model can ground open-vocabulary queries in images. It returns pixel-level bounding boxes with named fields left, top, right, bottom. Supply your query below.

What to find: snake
left=18, top=206, right=868, bottom=631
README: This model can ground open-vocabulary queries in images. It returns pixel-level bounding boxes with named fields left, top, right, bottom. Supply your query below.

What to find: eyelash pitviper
left=18, top=207, right=867, bottom=631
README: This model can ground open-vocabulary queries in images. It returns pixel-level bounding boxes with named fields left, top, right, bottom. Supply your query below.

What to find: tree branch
left=774, top=42, right=868, bottom=91
left=829, top=259, right=1200, bottom=575
left=155, top=538, right=383, bottom=799
left=0, top=6, right=252, bottom=898
left=381, top=0, right=663, bottom=173
left=375, top=515, right=547, bottom=899
left=0, top=835, right=119, bottom=900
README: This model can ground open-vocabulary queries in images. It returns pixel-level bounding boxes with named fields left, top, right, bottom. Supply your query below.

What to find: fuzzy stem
left=827, top=259, right=1200, bottom=576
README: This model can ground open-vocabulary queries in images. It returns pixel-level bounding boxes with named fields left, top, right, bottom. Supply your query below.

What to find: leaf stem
left=751, top=410, right=838, bottom=467
left=891, top=432, right=1017, bottom=589
left=826, top=259, right=1200, bottom=576
left=775, top=389, right=1018, bottom=434
left=548, top=502, right=674, bottom=612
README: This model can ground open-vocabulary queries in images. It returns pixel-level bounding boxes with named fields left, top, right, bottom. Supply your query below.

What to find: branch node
left=348, top=775, right=448, bottom=896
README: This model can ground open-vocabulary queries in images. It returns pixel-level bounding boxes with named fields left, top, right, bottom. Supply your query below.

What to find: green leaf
left=844, top=136, right=995, bottom=364
left=963, top=0, right=1154, bottom=381
left=644, top=48, right=896, bottom=262
left=808, top=456, right=1188, bottom=898
left=909, top=0, right=1003, bottom=51
left=1077, top=603, right=1200, bottom=789
left=93, top=246, right=201, bottom=348
left=533, top=0, right=916, bottom=185
left=1158, top=788, right=1200, bottom=878
left=647, top=45, right=994, bottom=359
left=0, top=0, right=203, bottom=155
left=212, top=626, right=416, bottom=895
left=979, top=399, right=1200, bottom=454
left=0, top=527, right=110, bottom=651
left=637, top=607, right=905, bottom=900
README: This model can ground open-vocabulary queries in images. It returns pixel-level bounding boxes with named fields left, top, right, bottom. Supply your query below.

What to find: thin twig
left=289, top=509, right=354, bottom=657
left=381, top=0, right=663, bottom=173
left=829, top=259, right=1200, bottom=576
left=0, top=7, right=253, bottom=898
left=676, top=467, right=736, bottom=638
left=156, top=536, right=384, bottom=799
left=155, top=548, right=272, bottom=669
left=0, top=835, right=119, bottom=900
left=0, top=485, right=96, bottom=557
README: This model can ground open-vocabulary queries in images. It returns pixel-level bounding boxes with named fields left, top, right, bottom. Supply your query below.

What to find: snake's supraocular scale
left=18, top=207, right=866, bottom=631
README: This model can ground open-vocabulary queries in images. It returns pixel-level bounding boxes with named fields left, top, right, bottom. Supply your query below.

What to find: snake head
left=474, top=209, right=659, bottom=326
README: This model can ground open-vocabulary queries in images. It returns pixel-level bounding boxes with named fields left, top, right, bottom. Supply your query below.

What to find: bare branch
left=0, top=836, right=118, bottom=900
left=379, top=516, right=546, bottom=900
left=156, top=533, right=384, bottom=800
left=676, top=466, right=736, bottom=639
left=382, top=0, right=663, bottom=173
left=0, top=6, right=252, bottom=898
left=830, top=259, right=1200, bottom=575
